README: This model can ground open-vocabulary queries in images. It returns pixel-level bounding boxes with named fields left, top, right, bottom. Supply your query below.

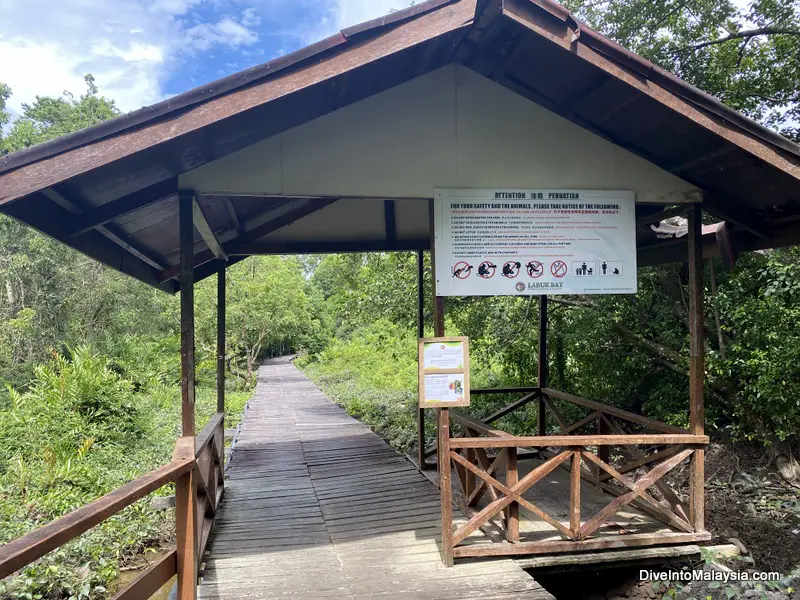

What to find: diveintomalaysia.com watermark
left=640, top=569, right=781, bottom=584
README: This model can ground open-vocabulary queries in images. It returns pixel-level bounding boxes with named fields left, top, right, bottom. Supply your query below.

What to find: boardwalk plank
left=198, top=358, right=552, bottom=600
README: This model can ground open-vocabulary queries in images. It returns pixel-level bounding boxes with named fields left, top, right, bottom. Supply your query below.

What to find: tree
left=0, top=74, right=119, bottom=155
left=563, top=0, right=800, bottom=141
left=196, top=256, right=324, bottom=385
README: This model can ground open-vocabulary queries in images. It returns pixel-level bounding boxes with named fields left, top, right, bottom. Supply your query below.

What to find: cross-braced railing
left=436, top=395, right=709, bottom=565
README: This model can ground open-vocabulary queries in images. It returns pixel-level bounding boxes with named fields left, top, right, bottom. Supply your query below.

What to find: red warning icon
left=551, top=260, right=567, bottom=278
left=452, top=261, right=473, bottom=279
left=526, top=261, right=543, bottom=279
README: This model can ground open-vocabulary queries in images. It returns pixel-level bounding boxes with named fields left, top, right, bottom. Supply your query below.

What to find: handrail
left=0, top=437, right=195, bottom=579
left=449, top=434, right=709, bottom=448
left=542, top=388, right=689, bottom=434
left=450, top=410, right=513, bottom=438
left=195, top=412, right=224, bottom=455
left=471, top=387, right=540, bottom=395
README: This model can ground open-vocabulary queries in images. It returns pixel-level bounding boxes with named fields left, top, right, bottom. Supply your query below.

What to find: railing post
left=505, top=447, right=519, bottom=543
left=688, top=204, right=705, bottom=532
left=438, top=408, right=454, bottom=567
left=596, top=414, right=610, bottom=482
left=173, top=438, right=197, bottom=600
left=570, top=449, right=581, bottom=538
left=537, top=296, right=548, bottom=436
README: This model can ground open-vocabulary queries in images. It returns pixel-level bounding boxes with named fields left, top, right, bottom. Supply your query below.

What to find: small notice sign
left=418, top=337, right=470, bottom=409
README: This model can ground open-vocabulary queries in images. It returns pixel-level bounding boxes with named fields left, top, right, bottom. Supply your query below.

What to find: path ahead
left=198, top=357, right=552, bottom=600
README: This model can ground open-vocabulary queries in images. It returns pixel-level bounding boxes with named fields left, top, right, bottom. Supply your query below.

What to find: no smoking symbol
left=551, top=260, right=567, bottom=278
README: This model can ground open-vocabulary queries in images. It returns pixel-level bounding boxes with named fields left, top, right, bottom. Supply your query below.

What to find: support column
left=537, top=296, right=548, bottom=436
left=688, top=204, right=705, bottom=532
left=217, top=263, right=226, bottom=415
left=177, top=191, right=197, bottom=600
left=417, top=250, right=427, bottom=469
left=179, top=191, right=196, bottom=436
left=438, top=407, right=453, bottom=566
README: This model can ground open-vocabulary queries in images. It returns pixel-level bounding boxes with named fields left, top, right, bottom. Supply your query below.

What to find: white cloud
left=185, top=17, right=259, bottom=51
left=302, top=0, right=412, bottom=45
left=0, top=0, right=260, bottom=116
left=0, top=0, right=411, bottom=121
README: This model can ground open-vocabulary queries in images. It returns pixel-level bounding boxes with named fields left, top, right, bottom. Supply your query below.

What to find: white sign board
left=433, top=189, right=638, bottom=296
left=418, top=337, right=470, bottom=408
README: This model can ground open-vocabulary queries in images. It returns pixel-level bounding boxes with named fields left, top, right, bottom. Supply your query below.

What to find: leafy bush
left=0, top=347, right=250, bottom=600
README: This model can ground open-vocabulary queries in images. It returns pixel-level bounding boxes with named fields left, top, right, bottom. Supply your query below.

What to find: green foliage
left=0, top=75, right=119, bottom=155
left=713, top=250, right=800, bottom=442
left=0, top=346, right=250, bottom=600
left=564, top=0, right=800, bottom=142
left=196, top=257, right=328, bottom=386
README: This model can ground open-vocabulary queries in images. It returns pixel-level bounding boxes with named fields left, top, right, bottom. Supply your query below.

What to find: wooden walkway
left=198, top=357, right=552, bottom=600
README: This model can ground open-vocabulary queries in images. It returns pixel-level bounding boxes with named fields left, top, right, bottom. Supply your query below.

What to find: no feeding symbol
left=502, top=261, right=521, bottom=278
left=477, top=261, right=496, bottom=279
left=551, top=260, right=567, bottom=278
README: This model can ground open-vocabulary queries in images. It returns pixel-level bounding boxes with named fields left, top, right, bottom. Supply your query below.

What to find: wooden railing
left=0, top=413, right=226, bottom=600
left=437, top=390, right=710, bottom=565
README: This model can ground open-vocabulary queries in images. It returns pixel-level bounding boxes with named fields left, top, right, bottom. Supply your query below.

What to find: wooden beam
left=191, top=196, right=228, bottom=261
left=472, top=386, right=540, bottom=395
left=111, top=550, right=176, bottom=600
left=449, top=434, right=709, bottom=448
left=453, top=532, right=712, bottom=557
left=179, top=192, right=196, bottom=438
left=223, top=197, right=242, bottom=233
left=67, top=178, right=177, bottom=237
left=384, top=199, right=397, bottom=241
left=161, top=198, right=340, bottom=282
left=543, top=388, right=689, bottom=434
left=227, top=238, right=430, bottom=256
left=484, top=390, right=539, bottom=424
left=42, top=187, right=166, bottom=271
left=702, top=195, right=770, bottom=240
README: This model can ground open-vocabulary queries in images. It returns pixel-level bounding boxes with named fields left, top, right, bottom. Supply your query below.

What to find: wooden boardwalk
left=198, top=357, right=552, bottom=600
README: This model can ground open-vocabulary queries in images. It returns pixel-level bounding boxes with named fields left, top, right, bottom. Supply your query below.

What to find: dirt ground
left=541, top=442, right=800, bottom=600
left=703, top=442, right=800, bottom=574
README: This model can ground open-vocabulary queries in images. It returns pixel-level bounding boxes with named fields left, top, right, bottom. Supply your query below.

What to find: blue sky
left=0, top=0, right=403, bottom=117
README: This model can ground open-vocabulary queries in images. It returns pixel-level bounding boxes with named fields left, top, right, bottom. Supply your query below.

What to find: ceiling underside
left=0, top=0, right=798, bottom=292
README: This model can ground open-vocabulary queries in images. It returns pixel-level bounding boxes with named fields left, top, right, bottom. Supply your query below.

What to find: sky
left=0, top=0, right=404, bottom=118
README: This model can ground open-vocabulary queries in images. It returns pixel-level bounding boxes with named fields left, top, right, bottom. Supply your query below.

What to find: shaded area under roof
left=0, top=0, right=798, bottom=292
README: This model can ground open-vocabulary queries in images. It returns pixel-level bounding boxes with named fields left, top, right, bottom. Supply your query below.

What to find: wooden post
left=429, top=199, right=445, bottom=338
left=177, top=192, right=197, bottom=599
left=217, top=263, right=226, bottom=415
left=570, top=450, right=581, bottom=538
left=596, top=414, right=610, bottom=482
left=537, top=296, right=548, bottom=436
left=417, top=250, right=427, bottom=470
left=438, top=408, right=454, bottom=566
left=179, top=191, right=196, bottom=438
left=505, top=447, right=519, bottom=543
left=688, top=205, right=705, bottom=532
